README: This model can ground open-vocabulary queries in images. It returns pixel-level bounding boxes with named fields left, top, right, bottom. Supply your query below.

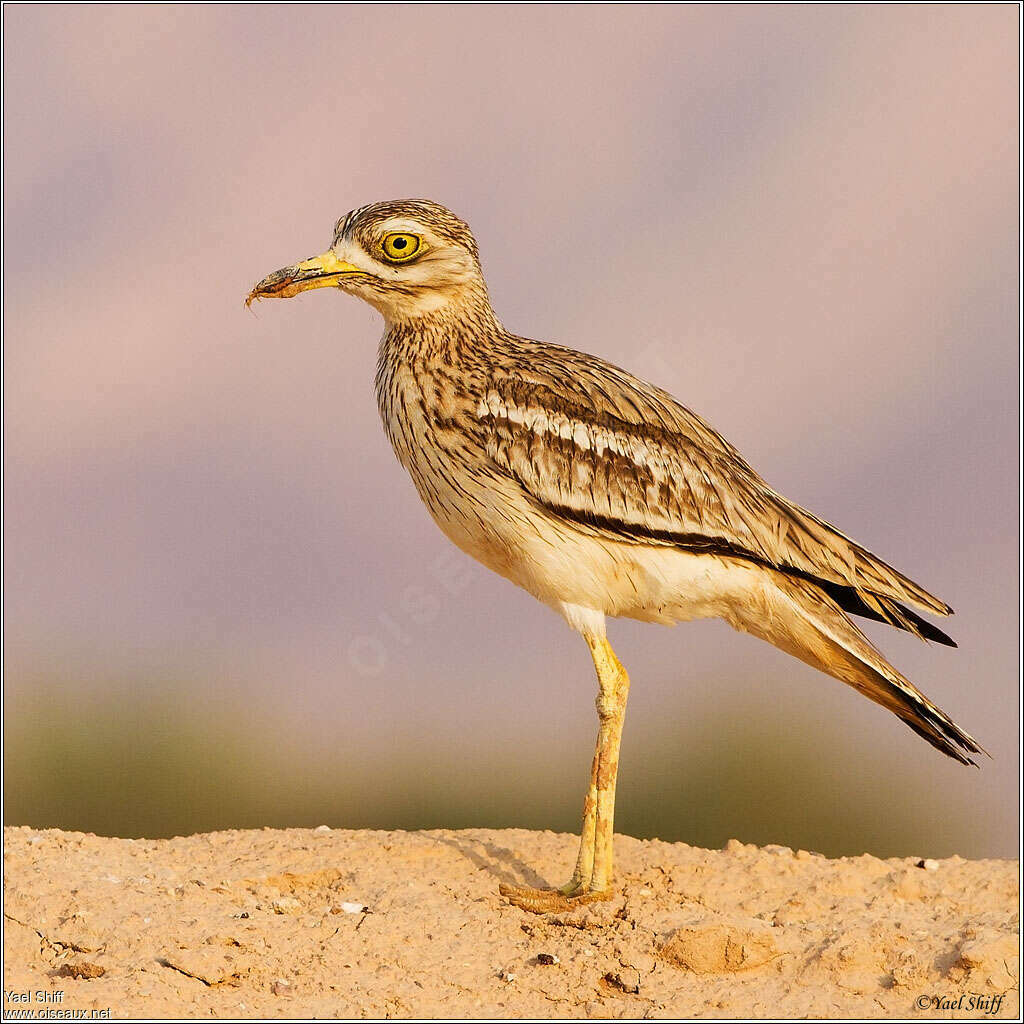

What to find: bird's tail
left=732, top=573, right=985, bottom=766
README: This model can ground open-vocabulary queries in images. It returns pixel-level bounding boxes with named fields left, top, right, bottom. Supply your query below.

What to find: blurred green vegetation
left=4, top=673, right=1004, bottom=859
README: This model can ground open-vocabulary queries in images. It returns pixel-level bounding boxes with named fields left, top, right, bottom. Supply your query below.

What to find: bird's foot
left=498, top=879, right=612, bottom=915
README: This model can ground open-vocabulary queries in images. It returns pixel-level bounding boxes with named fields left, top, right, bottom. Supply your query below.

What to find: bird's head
left=247, top=199, right=490, bottom=324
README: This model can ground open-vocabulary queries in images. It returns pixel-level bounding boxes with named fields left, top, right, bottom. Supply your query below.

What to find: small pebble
left=272, top=896, right=302, bottom=915
left=604, top=967, right=641, bottom=994
left=56, top=961, right=105, bottom=980
left=501, top=971, right=516, bottom=983
left=340, top=901, right=365, bottom=914
left=536, top=953, right=559, bottom=965
left=917, top=858, right=940, bottom=871
left=314, top=825, right=331, bottom=833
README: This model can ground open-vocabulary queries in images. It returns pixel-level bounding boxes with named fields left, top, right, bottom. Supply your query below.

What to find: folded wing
left=478, top=341, right=953, bottom=637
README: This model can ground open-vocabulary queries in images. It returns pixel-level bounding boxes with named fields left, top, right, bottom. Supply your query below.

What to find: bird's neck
left=375, top=300, right=502, bottom=471
left=380, top=292, right=505, bottom=368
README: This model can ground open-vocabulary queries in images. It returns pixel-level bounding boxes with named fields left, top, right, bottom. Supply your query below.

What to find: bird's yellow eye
left=381, top=233, right=421, bottom=262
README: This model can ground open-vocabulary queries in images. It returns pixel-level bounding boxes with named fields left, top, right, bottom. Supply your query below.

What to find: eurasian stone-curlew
left=248, top=199, right=982, bottom=913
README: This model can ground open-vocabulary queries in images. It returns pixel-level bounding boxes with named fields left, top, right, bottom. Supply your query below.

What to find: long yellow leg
left=500, top=632, right=631, bottom=913
left=586, top=633, right=630, bottom=892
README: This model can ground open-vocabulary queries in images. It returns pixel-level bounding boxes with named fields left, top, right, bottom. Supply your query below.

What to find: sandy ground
left=2, top=826, right=1018, bottom=1020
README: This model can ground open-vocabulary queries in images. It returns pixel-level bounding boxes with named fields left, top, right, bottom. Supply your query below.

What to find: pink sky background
left=4, top=6, right=1019, bottom=853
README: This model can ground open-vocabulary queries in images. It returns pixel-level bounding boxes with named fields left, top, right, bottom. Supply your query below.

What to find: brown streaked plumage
left=248, top=198, right=983, bottom=913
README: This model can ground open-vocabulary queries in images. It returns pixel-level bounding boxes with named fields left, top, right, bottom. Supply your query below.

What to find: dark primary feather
left=812, top=579, right=957, bottom=647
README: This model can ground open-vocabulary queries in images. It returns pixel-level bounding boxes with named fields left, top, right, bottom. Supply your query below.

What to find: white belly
left=458, top=498, right=770, bottom=633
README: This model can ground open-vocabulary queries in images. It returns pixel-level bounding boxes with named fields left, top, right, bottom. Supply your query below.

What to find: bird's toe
left=498, top=881, right=611, bottom=915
